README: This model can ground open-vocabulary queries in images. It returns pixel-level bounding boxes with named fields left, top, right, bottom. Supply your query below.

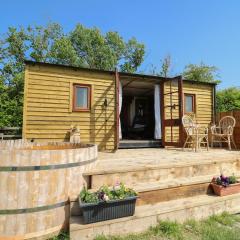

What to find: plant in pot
left=211, top=174, right=240, bottom=196
left=79, top=182, right=138, bottom=224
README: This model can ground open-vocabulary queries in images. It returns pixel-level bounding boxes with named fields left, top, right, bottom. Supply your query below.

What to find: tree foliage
left=216, top=87, right=240, bottom=112
left=148, top=55, right=173, bottom=77
left=182, top=63, right=240, bottom=113
left=0, top=22, right=145, bottom=127
left=182, top=62, right=221, bottom=84
left=159, top=55, right=172, bottom=77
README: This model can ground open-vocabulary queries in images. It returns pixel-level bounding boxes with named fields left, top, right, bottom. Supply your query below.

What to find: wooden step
left=133, top=174, right=214, bottom=192
left=70, top=193, right=240, bottom=240
left=88, top=174, right=240, bottom=206
left=135, top=175, right=214, bottom=205
left=119, top=140, right=162, bottom=149
left=85, top=158, right=240, bottom=189
left=85, top=149, right=240, bottom=176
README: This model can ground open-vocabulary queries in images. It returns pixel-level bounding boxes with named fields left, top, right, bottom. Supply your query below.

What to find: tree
left=182, top=62, right=221, bottom=84
left=120, top=37, right=145, bottom=73
left=216, top=87, right=240, bottom=112
left=0, top=27, right=27, bottom=127
left=0, top=22, right=145, bottom=127
left=70, top=24, right=145, bottom=72
left=159, top=55, right=172, bottom=77
left=27, top=23, right=63, bottom=62
left=49, top=36, right=80, bottom=66
left=148, top=55, right=173, bottom=77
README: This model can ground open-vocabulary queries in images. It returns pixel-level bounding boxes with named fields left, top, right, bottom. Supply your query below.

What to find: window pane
left=185, top=95, right=193, bottom=112
left=76, top=87, right=88, bottom=108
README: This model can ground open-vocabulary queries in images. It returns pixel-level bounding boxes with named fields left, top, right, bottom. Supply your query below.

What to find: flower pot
left=211, top=182, right=240, bottom=196
left=79, top=196, right=137, bottom=224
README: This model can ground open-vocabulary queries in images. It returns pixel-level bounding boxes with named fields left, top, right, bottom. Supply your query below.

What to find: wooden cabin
left=23, top=61, right=216, bottom=151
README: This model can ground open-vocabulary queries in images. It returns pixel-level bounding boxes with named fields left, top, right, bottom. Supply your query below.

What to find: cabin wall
left=183, top=82, right=213, bottom=125
left=164, top=81, right=214, bottom=143
left=23, top=64, right=116, bottom=151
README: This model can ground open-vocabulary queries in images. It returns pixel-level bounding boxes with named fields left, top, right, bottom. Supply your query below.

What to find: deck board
left=85, top=148, right=240, bottom=175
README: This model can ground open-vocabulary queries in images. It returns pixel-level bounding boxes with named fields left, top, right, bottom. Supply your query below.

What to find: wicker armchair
left=182, top=115, right=209, bottom=151
left=211, top=116, right=236, bottom=150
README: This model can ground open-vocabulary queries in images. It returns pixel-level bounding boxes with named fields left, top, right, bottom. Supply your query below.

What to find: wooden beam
left=122, top=79, right=136, bottom=89
left=160, top=81, right=165, bottom=147
left=164, top=119, right=181, bottom=126
left=142, top=89, right=154, bottom=95
left=115, top=69, right=120, bottom=150
left=178, top=76, right=184, bottom=147
left=124, top=86, right=153, bottom=90
left=137, top=183, right=212, bottom=206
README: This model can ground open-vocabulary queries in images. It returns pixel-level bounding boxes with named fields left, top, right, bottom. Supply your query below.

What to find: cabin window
left=184, top=94, right=195, bottom=113
left=73, top=84, right=91, bottom=111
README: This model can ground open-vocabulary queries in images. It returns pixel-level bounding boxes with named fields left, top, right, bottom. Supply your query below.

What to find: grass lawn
left=48, top=232, right=69, bottom=240
left=95, top=212, right=240, bottom=240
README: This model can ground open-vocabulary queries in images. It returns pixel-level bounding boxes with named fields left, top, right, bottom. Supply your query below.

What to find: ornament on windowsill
left=69, top=125, right=81, bottom=143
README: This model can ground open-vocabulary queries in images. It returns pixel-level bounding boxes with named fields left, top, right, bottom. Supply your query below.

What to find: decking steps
left=87, top=174, right=240, bottom=205
left=84, top=151, right=240, bottom=176
left=84, top=158, right=240, bottom=176
left=71, top=175, right=214, bottom=217
left=133, top=174, right=214, bottom=192
left=128, top=175, right=213, bottom=205
left=70, top=193, right=240, bottom=240
left=85, top=157, right=240, bottom=189
left=72, top=150, right=240, bottom=239
left=90, top=174, right=217, bottom=192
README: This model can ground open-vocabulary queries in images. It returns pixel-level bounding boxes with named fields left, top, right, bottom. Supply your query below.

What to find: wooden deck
left=91, top=148, right=240, bottom=174
left=71, top=148, right=240, bottom=240
left=84, top=147, right=240, bottom=198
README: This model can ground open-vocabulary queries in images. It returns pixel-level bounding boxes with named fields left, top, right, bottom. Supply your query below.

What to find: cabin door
left=161, top=76, right=184, bottom=147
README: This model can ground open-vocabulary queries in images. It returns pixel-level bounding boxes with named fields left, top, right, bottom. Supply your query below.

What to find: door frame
left=115, top=69, right=120, bottom=150
left=160, top=76, right=184, bottom=147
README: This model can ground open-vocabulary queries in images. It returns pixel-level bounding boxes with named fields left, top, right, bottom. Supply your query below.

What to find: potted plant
left=79, top=183, right=138, bottom=224
left=211, top=174, right=240, bottom=196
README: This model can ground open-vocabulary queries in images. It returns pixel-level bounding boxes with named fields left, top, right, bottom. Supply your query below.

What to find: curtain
left=119, top=81, right=123, bottom=139
left=130, top=98, right=135, bottom=126
left=154, top=84, right=161, bottom=139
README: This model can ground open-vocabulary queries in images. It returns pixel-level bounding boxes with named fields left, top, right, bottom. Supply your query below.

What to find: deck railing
left=0, top=127, right=22, bottom=140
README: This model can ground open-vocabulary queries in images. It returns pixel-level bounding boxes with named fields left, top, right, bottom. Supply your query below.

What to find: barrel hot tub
left=0, top=140, right=97, bottom=239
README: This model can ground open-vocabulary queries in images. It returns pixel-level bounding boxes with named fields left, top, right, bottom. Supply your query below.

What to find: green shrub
left=229, top=176, right=237, bottom=184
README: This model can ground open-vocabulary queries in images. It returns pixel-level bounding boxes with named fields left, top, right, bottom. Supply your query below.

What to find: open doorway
left=119, top=77, right=162, bottom=148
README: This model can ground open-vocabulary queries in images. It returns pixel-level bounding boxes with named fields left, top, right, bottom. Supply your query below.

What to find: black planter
left=79, top=196, right=137, bottom=224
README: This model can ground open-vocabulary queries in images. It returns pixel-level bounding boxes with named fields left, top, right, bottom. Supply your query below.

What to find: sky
left=1, top=0, right=240, bottom=89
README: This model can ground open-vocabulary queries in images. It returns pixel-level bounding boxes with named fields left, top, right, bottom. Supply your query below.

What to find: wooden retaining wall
left=0, top=140, right=97, bottom=239
left=216, top=110, right=240, bottom=148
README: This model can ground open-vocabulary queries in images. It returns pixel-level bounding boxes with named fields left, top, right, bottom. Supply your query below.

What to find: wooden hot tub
left=0, top=140, right=97, bottom=239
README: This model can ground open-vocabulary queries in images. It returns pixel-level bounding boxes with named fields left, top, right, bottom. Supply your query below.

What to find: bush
left=216, top=87, right=240, bottom=112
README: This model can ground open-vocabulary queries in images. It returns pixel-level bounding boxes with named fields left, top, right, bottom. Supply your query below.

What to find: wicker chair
left=182, top=114, right=209, bottom=151
left=211, top=116, right=236, bottom=150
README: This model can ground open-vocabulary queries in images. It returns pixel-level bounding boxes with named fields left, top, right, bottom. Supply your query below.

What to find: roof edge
left=24, top=60, right=217, bottom=86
